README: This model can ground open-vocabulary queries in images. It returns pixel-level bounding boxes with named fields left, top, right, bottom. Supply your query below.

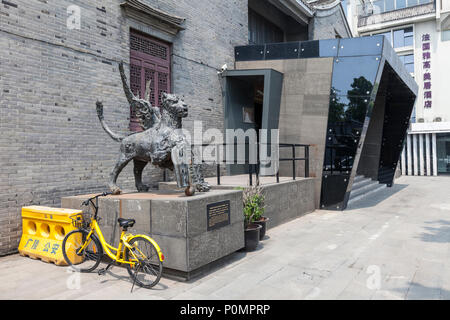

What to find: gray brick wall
left=0, top=0, right=248, bottom=256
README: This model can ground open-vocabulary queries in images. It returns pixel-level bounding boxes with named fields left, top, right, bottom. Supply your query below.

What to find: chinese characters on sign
left=24, top=238, right=60, bottom=255
left=422, top=34, right=432, bottom=109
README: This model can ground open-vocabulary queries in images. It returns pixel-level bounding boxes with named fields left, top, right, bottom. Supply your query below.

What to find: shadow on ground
left=417, top=219, right=450, bottom=243
left=181, top=241, right=268, bottom=284
left=86, top=238, right=266, bottom=288
left=346, top=183, right=408, bottom=210
left=392, top=282, right=450, bottom=300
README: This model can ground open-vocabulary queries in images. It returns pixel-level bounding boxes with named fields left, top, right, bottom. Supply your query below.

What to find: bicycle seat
left=118, top=218, right=135, bottom=229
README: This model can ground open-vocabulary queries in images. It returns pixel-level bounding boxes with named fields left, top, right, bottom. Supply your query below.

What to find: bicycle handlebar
left=81, top=192, right=113, bottom=206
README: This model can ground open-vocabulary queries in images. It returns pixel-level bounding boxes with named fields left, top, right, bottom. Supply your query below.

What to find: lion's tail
left=96, top=101, right=125, bottom=142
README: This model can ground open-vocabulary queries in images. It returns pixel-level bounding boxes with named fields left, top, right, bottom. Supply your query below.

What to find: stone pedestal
left=61, top=189, right=244, bottom=279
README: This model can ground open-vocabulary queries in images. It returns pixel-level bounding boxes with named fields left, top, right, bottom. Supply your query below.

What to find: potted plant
left=245, top=185, right=269, bottom=240
left=241, top=186, right=267, bottom=250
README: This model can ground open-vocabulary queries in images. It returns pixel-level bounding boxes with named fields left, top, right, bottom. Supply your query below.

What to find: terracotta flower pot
left=254, top=217, right=269, bottom=240
left=244, top=223, right=262, bottom=251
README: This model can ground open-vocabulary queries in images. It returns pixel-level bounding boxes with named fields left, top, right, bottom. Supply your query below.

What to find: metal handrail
left=189, top=142, right=310, bottom=186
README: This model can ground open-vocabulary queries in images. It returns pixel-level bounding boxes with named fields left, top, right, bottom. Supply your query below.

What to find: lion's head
left=161, top=93, right=189, bottom=119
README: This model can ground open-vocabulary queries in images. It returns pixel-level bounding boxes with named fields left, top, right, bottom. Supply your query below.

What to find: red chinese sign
left=422, top=34, right=432, bottom=109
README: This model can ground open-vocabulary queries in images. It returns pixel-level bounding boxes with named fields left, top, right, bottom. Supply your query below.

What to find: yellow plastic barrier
left=18, top=206, right=83, bottom=266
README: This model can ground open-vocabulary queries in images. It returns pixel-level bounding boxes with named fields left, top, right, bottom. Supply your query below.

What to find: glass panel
left=331, top=56, right=381, bottom=97
left=265, top=42, right=300, bottom=60
left=404, top=35, right=413, bottom=46
left=320, top=175, right=349, bottom=209
left=361, top=0, right=429, bottom=16
left=328, top=96, right=369, bottom=132
left=321, top=54, right=384, bottom=209
left=338, top=36, right=383, bottom=57
left=319, top=39, right=339, bottom=57
left=442, top=30, right=450, bottom=42
left=373, top=0, right=384, bottom=13
left=437, top=134, right=450, bottom=174
left=393, top=27, right=413, bottom=48
left=399, top=54, right=414, bottom=73
left=300, top=40, right=320, bottom=58
left=376, top=31, right=392, bottom=44
left=404, top=62, right=414, bottom=74
left=385, top=0, right=395, bottom=11
left=397, top=0, right=407, bottom=9
left=235, top=45, right=265, bottom=61
left=404, top=27, right=413, bottom=46
left=321, top=95, right=371, bottom=208
left=404, top=27, right=413, bottom=37
left=403, top=54, right=414, bottom=64
left=393, top=28, right=404, bottom=48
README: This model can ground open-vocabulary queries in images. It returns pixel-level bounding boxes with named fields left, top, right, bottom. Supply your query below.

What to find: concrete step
left=351, top=176, right=373, bottom=190
left=347, top=184, right=387, bottom=207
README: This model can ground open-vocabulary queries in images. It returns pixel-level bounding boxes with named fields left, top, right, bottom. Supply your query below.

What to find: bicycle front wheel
left=62, top=229, right=103, bottom=273
left=125, top=236, right=163, bottom=288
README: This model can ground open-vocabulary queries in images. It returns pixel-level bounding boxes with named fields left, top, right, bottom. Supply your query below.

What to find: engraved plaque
left=206, top=200, right=230, bottom=231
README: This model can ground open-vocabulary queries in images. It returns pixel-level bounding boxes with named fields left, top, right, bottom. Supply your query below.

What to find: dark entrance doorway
left=222, top=69, right=283, bottom=175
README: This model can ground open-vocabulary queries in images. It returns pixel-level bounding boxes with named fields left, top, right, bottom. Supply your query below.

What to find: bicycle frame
left=77, top=195, right=164, bottom=264
left=80, top=219, right=136, bottom=265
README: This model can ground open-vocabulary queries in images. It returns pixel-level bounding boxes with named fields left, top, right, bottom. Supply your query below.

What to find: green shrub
left=242, top=186, right=265, bottom=226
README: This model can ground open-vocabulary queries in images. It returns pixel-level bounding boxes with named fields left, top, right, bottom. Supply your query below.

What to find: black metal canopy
left=235, top=36, right=418, bottom=210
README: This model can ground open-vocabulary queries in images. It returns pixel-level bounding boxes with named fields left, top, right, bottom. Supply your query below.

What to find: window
left=373, top=0, right=384, bottom=12
left=371, top=26, right=414, bottom=48
left=397, top=0, right=407, bottom=9
left=399, top=54, right=414, bottom=73
left=365, top=0, right=432, bottom=15
left=129, top=31, right=171, bottom=131
left=385, top=0, right=395, bottom=11
left=370, top=27, right=414, bottom=74
left=442, top=30, right=450, bottom=42
left=378, top=31, right=392, bottom=44
left=436, top=133, right=450, bottom=174
left=393, top=27, right=413, bottom=48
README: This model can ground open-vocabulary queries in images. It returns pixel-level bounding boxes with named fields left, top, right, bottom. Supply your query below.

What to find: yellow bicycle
left=62, top=192, right=164, bottom=289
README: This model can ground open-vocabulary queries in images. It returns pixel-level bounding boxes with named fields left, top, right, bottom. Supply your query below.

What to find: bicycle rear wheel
left=125, top=236, right=163, bottom=288
left=62, top=229, right=103, bottom=273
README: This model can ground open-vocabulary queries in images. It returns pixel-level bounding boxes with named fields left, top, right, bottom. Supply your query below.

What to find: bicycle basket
left=70, top=213, right=92, bottom=229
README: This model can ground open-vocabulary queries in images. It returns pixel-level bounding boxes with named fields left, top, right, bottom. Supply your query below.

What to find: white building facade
left=346, top=0, right=450, bottom=176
